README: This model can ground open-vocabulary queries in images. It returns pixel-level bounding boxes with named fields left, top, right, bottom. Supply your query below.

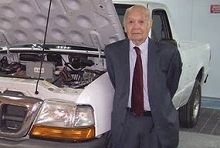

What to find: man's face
left=124, top=7, right=152, bottom=46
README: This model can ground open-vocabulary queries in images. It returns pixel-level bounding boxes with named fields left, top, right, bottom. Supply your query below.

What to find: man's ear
left=148, top=19, right=153, bottom=29
left=124, top=27, right=127, bottom=33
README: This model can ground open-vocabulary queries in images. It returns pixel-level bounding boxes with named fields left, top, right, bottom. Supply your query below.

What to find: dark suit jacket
left=104, top=38, right=182, bottom=148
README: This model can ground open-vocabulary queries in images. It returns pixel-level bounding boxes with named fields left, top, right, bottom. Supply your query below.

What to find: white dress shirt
left=128, top=38, right=151, bottom=111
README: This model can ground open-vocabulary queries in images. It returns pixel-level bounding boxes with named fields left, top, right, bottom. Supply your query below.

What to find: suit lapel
left=148, top=39, right=159, bottom=104
left=122, top=39, right=130, bottom=90
left=119, top=40, right=131, bottom=103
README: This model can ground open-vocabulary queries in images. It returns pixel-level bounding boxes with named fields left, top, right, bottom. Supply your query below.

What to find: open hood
left=0, top=0, right=125, bottom=50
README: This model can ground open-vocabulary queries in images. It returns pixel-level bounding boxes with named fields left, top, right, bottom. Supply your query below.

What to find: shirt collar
left=130, top=38, right=149, bottom=52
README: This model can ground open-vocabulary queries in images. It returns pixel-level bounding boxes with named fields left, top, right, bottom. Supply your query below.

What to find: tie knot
left=134, top=46, right=141, bottom=55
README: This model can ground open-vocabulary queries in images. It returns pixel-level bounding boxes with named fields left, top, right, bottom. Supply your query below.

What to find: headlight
left=74, top=105, right=95, bottom=127
left=30, top=100, right=95, bottom=141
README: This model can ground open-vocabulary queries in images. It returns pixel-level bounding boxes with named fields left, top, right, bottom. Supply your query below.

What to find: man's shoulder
left=150, top=38, right=178, bottom=53
left=106, top=39, right=129, bottom=49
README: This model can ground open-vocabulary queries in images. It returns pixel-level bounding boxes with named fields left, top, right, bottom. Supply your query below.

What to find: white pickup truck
left=0, top=0, right=210, bottom=147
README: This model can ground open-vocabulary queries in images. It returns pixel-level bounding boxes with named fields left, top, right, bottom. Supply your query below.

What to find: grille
left=0, top=104, right=27, bottom=133
left=0, top=95, right=43, bottom=138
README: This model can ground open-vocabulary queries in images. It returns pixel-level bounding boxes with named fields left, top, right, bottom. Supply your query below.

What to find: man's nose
left=132, top=22, right=141, bottom=29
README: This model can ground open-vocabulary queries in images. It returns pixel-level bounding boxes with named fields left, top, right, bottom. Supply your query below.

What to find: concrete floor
left=178, top=98, right=220, bottom=148
left=179, top=131, right=220, bottom=148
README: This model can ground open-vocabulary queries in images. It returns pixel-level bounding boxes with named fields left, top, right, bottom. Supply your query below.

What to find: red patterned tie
left=131, top=46, right=144, bottom=117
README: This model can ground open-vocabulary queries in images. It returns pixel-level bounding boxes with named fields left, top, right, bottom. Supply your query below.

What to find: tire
left=179, top=80, right=201, bottom=128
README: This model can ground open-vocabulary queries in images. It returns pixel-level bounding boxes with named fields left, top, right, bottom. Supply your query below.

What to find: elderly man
left=104, top=5, right=182, bottom=148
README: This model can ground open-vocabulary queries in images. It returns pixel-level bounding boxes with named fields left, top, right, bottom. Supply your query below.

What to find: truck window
left=151, top=9, right=173, bottom=41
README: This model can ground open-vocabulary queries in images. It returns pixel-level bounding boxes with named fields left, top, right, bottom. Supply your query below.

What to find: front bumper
left=0, top=136, right=107, bottom=148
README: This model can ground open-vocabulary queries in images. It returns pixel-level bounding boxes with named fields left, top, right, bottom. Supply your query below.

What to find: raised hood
left=0, top=0, right=125, bottom=50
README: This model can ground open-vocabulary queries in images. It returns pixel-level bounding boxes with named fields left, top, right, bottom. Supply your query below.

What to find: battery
left=26, top=62, right=55, bottom=80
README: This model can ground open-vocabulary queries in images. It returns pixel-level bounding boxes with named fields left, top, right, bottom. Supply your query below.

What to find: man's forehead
left=128, top=7, right=148, bottom=16
left=127, top=9, right=148, bottom=19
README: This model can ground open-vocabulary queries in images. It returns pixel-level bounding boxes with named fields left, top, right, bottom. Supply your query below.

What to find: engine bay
left=0, top=51, right=106, bottom=89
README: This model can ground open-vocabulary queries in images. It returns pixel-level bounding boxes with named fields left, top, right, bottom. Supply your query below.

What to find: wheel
left=179, top=80, right=201, bottom=128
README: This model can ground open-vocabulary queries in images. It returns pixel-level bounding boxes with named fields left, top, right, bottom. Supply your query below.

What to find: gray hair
left=123, top=5, right=151, bottom=27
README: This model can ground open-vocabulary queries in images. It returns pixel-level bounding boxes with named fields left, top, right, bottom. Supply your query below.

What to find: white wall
left=153, top=0, right=220, bottom=99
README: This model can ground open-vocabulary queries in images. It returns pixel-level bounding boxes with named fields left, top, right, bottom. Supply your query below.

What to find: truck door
left=151, top=8, right=184, bottom=108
